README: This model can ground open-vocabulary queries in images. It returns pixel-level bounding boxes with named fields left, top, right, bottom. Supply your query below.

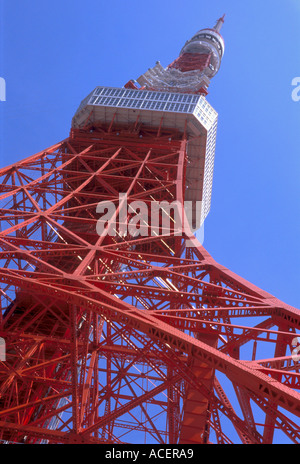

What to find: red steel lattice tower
left=0, top=17, right=300, bottom=445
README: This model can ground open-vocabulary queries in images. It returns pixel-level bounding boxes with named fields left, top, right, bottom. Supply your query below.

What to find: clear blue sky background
left=0, top=0, right=299, bottom=308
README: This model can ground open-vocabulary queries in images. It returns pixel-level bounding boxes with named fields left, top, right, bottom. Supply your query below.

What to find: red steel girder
left=0, top=124, right=299, bottom=444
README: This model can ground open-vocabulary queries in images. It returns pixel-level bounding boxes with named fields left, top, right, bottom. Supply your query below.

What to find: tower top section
left=134, top=16, right=226, bottom=95
left=179, top=14, right=225, bottom=69
left=72, top=19, right=224, bottom=226
left=213, top=14, right=225, bottom=33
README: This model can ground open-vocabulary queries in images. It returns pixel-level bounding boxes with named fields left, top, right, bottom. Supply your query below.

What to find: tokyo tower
left=0, top=16, right=299, bottom=445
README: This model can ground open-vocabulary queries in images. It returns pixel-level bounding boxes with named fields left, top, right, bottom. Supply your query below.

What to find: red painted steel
left=0, top=123, right=299, bottom=444
left=168, top=53, right=212, bottom=73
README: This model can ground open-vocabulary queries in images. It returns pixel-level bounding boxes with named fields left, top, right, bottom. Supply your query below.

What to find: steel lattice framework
left=0, top=17, right=299, bottom=445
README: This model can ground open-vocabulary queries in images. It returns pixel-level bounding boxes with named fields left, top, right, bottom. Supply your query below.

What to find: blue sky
left=0, top=0, right=299, bottom=308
